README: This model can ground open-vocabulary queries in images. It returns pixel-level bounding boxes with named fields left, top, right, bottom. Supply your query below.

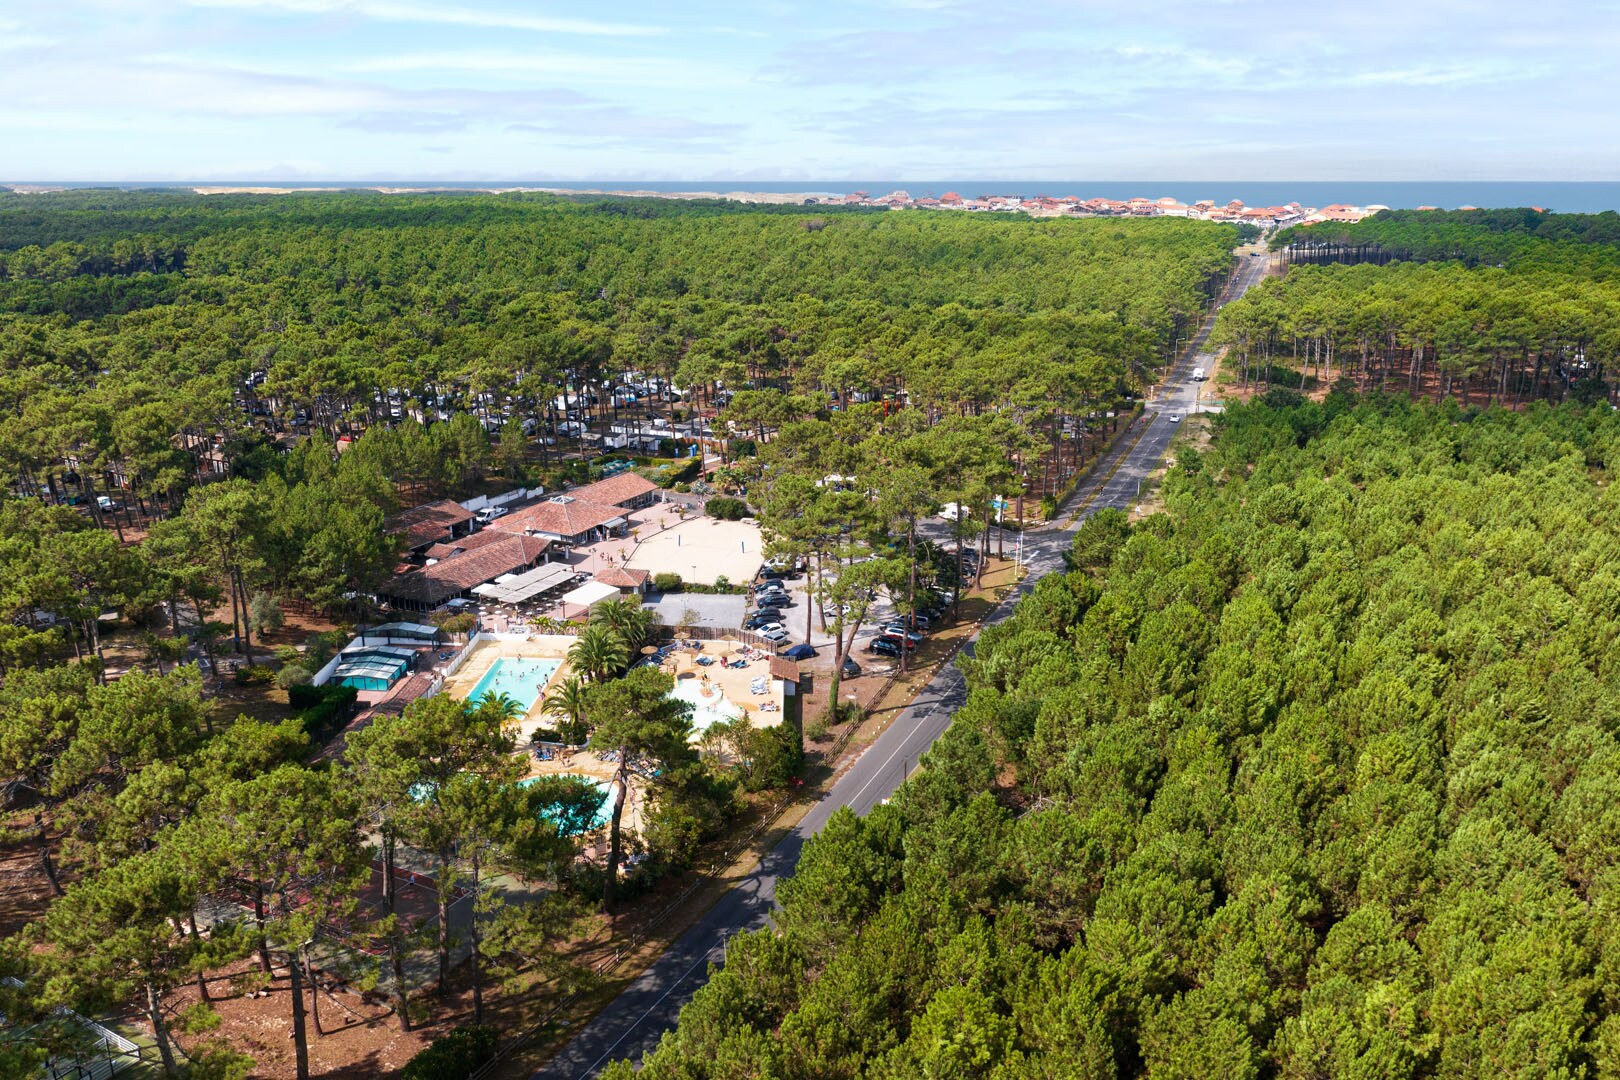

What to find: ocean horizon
left=10, top=180, right=1620, bottom=213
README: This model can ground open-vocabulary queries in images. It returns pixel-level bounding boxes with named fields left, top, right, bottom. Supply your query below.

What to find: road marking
left=576, top=934, right=730, bottom=1078
left=844, top=687, right=957, bottom=812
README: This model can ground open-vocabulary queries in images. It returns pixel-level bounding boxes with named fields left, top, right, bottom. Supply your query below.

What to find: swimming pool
left=518, top=774, right=614, bottom=834
left=468, top=657, right=561, bottom=714
left=669, top=677, right=744, bottom=736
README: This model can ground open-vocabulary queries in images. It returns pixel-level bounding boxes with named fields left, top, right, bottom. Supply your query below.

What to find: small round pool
left=669, top=677, right=743, bottom=735
left=518, top=774, right=614, bottom=834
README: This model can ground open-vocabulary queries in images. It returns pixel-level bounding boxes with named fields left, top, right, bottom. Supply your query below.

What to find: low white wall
left=439, top=629, right=542, bottom=681
left=310, top=651, right=343, bottom=687
left=459, top=486, right=545, bottom=513
left=442, top=642, right=476, bottom=679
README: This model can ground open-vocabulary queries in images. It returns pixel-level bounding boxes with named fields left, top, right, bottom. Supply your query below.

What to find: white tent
left=558, top=579, right=620, bottom=618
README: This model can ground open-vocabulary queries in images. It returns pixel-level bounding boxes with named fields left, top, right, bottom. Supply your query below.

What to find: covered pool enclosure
left=351, top=621, right=443, bottom=646
left=333, top=645, right=417, bottom=691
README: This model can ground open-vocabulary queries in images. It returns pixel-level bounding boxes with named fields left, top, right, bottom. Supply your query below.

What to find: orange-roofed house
left=488, top=495, right=630, bottom=546
left=388, top=499, right=476, bottom=555
left=568, top=472, right=661, bottom=511
left=595, top=567, right=651, bottom=596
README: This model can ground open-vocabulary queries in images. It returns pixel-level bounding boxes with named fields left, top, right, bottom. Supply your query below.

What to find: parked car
left=867, top=637, right=903, bottom=658
left=744, top=612, right=780, bottom=630
left=879, top=630, right=919, bottom=650
left=782, top=643, right=816, bottom=661
left=882, top=624, right=925, bottom=643
left=841, top=656, right=862, bottom=678
left=755, top=596, right=789, bottom=612
left=475, top=506, right=508, bottom=523
left=95, top=495, right=118, bottom=512
left=760, top=625, right=790, bottom=643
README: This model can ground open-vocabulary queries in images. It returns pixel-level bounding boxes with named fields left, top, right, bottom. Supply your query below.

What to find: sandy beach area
left=180, top=184, right=825, bottom=204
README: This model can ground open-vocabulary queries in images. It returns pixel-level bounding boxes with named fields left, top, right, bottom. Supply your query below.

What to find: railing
left=0, top=980, right=147, bottom=1080
left=656, top=625, right=772, bottom=651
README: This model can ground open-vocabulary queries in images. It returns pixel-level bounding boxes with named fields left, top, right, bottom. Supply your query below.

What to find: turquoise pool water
left=468, top=657, right=560, bottom=713
left=519, top=774, right=613, bottom=834
left=670, top=677, right=744, bottom=736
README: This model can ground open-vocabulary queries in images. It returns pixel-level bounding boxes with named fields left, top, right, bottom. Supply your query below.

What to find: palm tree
left=474, top=691, right=524, bottom=726
left=568, top=625, right=630, bottom=683
left=543, top=675, right=591, bottom=744
left=590, top=597, right=653, bottom=652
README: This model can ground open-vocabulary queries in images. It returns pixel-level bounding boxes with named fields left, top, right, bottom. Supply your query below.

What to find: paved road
left=533, top=251, right=1272, bottom=1080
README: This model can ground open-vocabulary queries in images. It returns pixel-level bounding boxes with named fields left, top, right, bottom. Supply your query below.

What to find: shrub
left=248, top=592, right=283, bottom=635
left=289, top=683, right=359, bottom=743
left=274, top=664, right=313, bottom=690
left=233, top=665, right=275, bottom=686
left=286, top=683, right=331, bottom=710
left=731, top=722, right=803, bottom=791
left=673, top=482, right=691, bottom=493
left=401, top=1025, right=502, bottom=1080
left=652, top=572, right=683, bottom=593
left=706, top=496, right=748, bottom=520
left=435, top=612, right=476, bottom=635
left=303, top=630, right=347, bottom=667
left=731, top=438, right=758, bottom=458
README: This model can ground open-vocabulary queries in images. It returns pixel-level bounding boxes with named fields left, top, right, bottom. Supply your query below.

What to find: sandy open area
left=659, top=638, right=784, bottom=728
left=627, top=518, right=764, bottom=586
left=184, top=184, right=828, bottom=204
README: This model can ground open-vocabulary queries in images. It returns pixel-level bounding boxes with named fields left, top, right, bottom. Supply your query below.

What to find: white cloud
left=185, top=0, right=667, bottom=36
left=340, top=50, right=725, bottom=86
left=0, top=34, right=57, bottom=51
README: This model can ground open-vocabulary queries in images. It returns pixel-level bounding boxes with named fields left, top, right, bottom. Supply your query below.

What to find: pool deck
left=659, top=638, right=784, bottom=729
left=442, top=634, right=576, bottom=741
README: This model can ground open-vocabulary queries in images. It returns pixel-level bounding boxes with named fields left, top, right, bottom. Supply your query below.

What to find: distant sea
left=20, top=180, right=1620, bottom=213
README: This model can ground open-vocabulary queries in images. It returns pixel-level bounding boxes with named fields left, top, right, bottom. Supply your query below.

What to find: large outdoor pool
left=519, top=774, right=613, bottom=834
left=468, top=657, right=561, bottom=714
left=670, top=677, right=744, bottom=736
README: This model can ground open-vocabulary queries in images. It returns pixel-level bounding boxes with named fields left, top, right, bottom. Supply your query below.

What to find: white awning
left=559, top=580, right=619, bottom=611
left=478, top=563, right=577, bottom=605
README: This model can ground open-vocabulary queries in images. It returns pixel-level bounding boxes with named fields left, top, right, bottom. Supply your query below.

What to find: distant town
left=803, top=189, right=1480, bottom=226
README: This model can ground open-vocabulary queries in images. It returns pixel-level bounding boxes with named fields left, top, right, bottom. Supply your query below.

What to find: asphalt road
left=533, top=252, right=1272, bottom=1080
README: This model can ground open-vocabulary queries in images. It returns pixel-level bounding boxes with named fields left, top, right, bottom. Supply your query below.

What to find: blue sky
left=2, top=0, right=1615, bottom=181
